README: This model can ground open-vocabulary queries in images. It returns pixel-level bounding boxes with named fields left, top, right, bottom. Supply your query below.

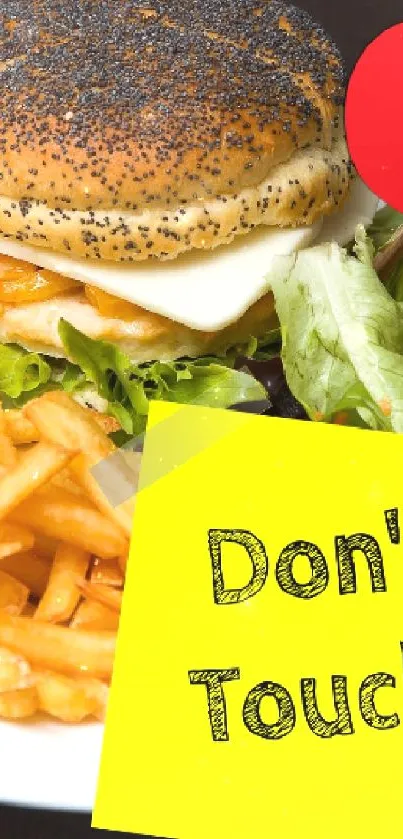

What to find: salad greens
left=269, top=206, right=403, bottom=432
left=59, top=320, right=269, bottom=433
left=0, top=320, right=267, bottom=434
left=384, top=257, right=403, bottom=303
left=0, top=344, right=52, bottom=400
left=367, top=206, right=403, bottom=256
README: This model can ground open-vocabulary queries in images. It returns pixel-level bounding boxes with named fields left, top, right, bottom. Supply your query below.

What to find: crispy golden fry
left=0, top=570, right=29, bottom=616
left=0, top=646, right=33, bottom=692
left=26, top=394, right=132, bottom=537
left=21, top=603, right=36, bottom=618
left=71, top=453, right=133, bottom=537
left=0, top=432, right=17, bottom=468
left=34, top=669, right=108, bottom=723
left=71, top=599, right=120, bottom=632
left=0, top=613, right=116, bottom=679
left=0, top=441, right=76, bottom=521
left=0, top=551, right=51, bottom=598
left=0, top=522, right=34, bottom=559
left=88, top=410, right=121, bottom=435
left=77, top=580, right=122, bottom=613
left=0, top=396, right=130, bottom=720
left=6, top=405, right=119, bottom=443
left=0, top=686, right=38, bottom=718
left=31, top=533, right=59, bottom=559
left=118, top=553, right=128, bottom=573
left=91, top=557, right=123, bottom=588
left=35, top=543, right=90, bottom=623
left=4, top=410, right=39, bottom=445
left=119, top=494, right=136, bottom=521
left=0, top=404, right=18, bottom=468
left=11, top=486, right=129, bottom=559
left=25, top=392, right=114, bottom=460
left=50, top=467, right=88, bottom=498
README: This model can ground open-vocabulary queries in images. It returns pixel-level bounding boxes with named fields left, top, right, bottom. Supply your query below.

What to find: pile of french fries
left=0, top=391, right=138, bottom=723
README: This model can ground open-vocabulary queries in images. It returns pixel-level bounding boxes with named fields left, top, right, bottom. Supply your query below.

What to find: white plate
left=0, top=716, right=103, bottom=811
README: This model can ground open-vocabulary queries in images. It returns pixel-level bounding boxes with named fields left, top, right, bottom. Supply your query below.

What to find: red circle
left=345, top=24, right=403, bottom=212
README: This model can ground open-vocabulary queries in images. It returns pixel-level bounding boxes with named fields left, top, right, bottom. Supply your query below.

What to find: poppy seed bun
left=0, top=128, right=350, bottom=262
left=0, top=0, right=349, bottom=262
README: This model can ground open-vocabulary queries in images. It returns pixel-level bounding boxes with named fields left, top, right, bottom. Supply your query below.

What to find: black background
left=1, top=0, right=402, bottom=836
left=301, top=0, right=402, bottom=74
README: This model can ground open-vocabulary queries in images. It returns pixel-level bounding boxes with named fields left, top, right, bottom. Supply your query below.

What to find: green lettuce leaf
left=58, top=319, right=266, bottom=433
left=367, top=205, right=403, bottom=254
left=354, top=211, right=403, bottom=303
left=384, top=258, right=403, bottom=303
left=269, top=243, right=403, bottom=432
left=251, top=327, right=282, bottom=361
left=0, top=322, right=267, bottom=432
left=353, top=224, right=375, bottom=266
left=0, top=344, right=52, bottom=400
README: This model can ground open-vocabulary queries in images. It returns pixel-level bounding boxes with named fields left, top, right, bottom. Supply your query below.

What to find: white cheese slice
left=0, top=223, right=321, bottom=332
left=0, top=176, right=378, bottom=332
left=315, top=177, right=379, bottom=246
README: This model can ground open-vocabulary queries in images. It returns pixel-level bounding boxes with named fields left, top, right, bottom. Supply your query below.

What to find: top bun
left=0, top=0, right=350, bottom=261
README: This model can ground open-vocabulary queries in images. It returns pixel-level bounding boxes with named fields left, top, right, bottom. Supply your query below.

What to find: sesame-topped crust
left=0, top=0, right=345, bottom=215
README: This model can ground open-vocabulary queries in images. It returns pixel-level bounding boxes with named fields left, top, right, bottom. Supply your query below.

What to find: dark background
left=1, top=0, right=402, bottom=836
left=303, top=0, right=402, bottom=73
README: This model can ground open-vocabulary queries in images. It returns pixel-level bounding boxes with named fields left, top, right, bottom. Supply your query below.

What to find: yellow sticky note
left=93, top=401, right=403, bottom=839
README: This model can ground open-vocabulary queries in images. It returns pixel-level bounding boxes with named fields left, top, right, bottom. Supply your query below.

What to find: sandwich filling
left=0, top=178, right=379, bottom=360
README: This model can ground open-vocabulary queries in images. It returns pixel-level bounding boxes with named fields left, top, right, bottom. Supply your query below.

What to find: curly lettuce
left=269, top=241, right=403, bottom=432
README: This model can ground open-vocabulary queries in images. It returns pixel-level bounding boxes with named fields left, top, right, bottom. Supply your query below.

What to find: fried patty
left=0, top=291, right=278, bottom=361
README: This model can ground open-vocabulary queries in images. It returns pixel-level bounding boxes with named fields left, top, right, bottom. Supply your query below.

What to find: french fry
left=31, top=533, right=59, bottom=559
left=4, top=410, right=39, bottom=445
left=71, top=599, right=120, bottom=631
left=71, top=453, right=133, bottom=537
left=50, top=467, right=88, bottom=498
left=0, top=646, right=33, bottom=692
left=91, top=557, right=123, bottom=588
left=0, top=686, right=38, bottom=718
left=0, top=570, right=29, bottom=615
left=25, top=391, right=114, bottom=461
left=89, top=679, right=109, bottom=721
left=25, top=393, right=132, bottom=537
left=0, top=395, right=130, bottom=721
left=22, top=603, right=36, bottom=618
left=88, top=410, right=121, bottom=435
left=0, top=432, right=17, bottom=468
left=34, top=670, right=108, bottom=723
left=5, top=406, right=119, bottom=444
left=0, top=551, right=51, bottom=598
left=0, top=441, right=76, bottom=521
left=119, top=493, right=136, bottom=521
left=118, top=553, right=128, bottom=573
left=77, top=580, right=123, bottom=613
left=0, top=522, right=34, bottom=558
left=11, top=486, right=129, bottom=559
left=35, top=543, right=90, bottom=623
left=0, top=405, right=18, bottom=467
left=0, top=613, right=116, bottom=679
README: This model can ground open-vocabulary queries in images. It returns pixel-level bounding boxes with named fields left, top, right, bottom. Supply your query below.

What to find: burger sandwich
left=0, top=0, right=401, bottom=436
